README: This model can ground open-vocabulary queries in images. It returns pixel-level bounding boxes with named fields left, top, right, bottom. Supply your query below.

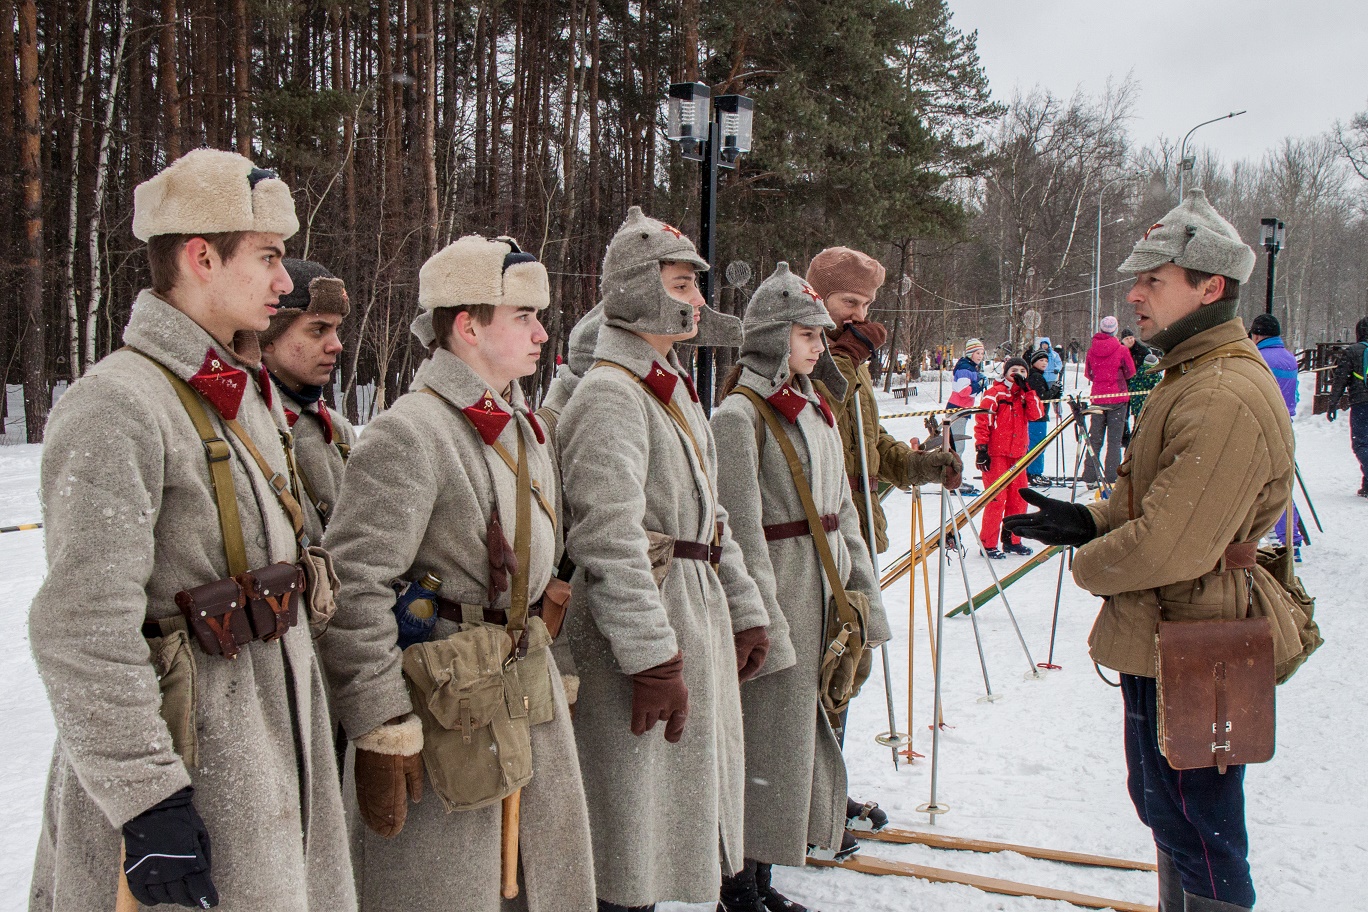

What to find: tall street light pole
left=1178, top=110, right=1246, bottom=198
left=1260, top=218, right=1285, bottom=317
left=665, top=84, right=754, bottom=414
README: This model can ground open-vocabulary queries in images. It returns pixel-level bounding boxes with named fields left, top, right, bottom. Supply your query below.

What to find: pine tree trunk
left=234, top=0, right=249, bottom=154
left=160, top=0, right=181, bottom=160
left=19, top=0, right=47, bottom=442
left=421, top=0, right=438, bottom=253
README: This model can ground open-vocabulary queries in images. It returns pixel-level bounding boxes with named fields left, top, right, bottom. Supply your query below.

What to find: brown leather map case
left=1155, top=618, right=1276, bottom=773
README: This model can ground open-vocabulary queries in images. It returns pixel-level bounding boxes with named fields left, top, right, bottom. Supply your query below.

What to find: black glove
left=122, top=786, right=218, bottom=908
left=1067, top=398, right=1086, bottom=422
left=1001, top=488, right=1098, bottom=547
left=975, top=445, right=990, bottom=472
left=1011, top=373, right=1028, bottom=389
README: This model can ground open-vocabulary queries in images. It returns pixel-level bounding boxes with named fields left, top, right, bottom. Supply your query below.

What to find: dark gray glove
left=122, top=786, right=218, bottom=908
left=1001, top=489, right=1098, bottom=547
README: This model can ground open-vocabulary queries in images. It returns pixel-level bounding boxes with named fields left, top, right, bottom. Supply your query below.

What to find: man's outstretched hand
left=1001, top=488, right=1098, bottom=547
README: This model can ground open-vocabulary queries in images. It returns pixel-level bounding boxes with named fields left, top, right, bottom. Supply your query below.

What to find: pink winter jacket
left=1084, top=332, right=1136, bottom=404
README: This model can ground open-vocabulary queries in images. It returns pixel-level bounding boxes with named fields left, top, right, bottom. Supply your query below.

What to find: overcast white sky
left=945, top=0, right=1368, bottom=165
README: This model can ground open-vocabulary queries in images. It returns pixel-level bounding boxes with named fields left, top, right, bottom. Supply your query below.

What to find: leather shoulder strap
left=129, top=349, right=250, bottom=576
left=733, top=386, right=855, bottom=627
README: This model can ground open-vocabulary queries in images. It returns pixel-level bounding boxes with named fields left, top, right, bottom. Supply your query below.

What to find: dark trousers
left=1121, top=674, right=1254, bottom=908
left=1351, top=403, right=1368, bottom=489
left=1082, top=401, right=1127, bottom=484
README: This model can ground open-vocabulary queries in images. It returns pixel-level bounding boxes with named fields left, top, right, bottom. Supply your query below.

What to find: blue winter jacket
left=1256, top=337, right=1299, bottom=415
left=948, top=356, right=985, bottom=408
left=1036, top=337, right=1063, bottom=385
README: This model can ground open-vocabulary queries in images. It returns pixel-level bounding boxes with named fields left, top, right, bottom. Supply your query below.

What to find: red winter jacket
left=1084, top=331, right=1136, bottom=403
left=974, top=379, right=1045, bottom=458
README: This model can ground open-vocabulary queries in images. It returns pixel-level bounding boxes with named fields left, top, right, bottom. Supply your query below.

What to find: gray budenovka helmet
left=600, top=206, right=742, bottom=347
left=566, top=304, right=604, bottom=378
left=738, top=263, right=847, bottom=399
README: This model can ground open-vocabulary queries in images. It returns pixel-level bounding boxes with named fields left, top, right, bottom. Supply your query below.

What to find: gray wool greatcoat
left=28, top=291, right=356, bottom=911
left=711, top=368, right=888, bottom=867
left=322, top=347, right=596, bottom=912
left=559, top=325, right=776, bottom=907
left=282, top=392, right=356, bottom=543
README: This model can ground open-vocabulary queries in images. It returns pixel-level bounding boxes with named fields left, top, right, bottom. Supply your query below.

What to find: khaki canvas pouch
left=1155, top=617, right=1275, bottom=773
left=145, top=622, right=199, bottom=768
left=402, top=617, right=555, bottom=812
left=818, top=588, right=874, bottom=717
left=645, top=530, right=674, bottom=585
left=1249, top=546, right=1323, bottom=683
left=299, top=545, right=341, bottom=637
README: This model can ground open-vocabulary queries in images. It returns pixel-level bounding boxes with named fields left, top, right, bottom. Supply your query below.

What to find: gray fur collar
left=123, top=289, right=256, bottom=380
left=592, top=324, right=689, bottom=381
left=411, top=347, right=530, bottom=416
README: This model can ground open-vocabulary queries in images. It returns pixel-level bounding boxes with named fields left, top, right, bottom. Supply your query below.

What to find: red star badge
left=1143, top=222, right=1164, bottom=240
left=660, top=223, right=684, bottom=239
left=800, top=282, right=823, bottom=304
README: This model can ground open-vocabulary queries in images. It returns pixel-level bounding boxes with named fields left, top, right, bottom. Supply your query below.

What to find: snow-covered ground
left=0, top=368, right=1362, bottom=910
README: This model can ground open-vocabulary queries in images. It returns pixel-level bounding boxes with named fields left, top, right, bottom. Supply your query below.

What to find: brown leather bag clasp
left=236, top=562, right=304, bottom=642
left=1155, top=617, right=1275, bottom=774
left=538, top=578, right=572, bottom=639
left=175, top=577, right=251, bottom=659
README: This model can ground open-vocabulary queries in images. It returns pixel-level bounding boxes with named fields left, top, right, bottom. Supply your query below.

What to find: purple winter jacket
left=1256, top=336, right=1299, bottom=415
left=1084, top=331, right=1136, bottom=404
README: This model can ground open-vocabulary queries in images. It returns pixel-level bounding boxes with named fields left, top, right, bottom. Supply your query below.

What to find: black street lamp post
left=1259, top=218, right=1285, bottom=317
left=666, top=83, right=753, bottom=413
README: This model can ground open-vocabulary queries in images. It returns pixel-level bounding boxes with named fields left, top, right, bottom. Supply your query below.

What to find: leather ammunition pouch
left=173, top=562, right=303, bottom=659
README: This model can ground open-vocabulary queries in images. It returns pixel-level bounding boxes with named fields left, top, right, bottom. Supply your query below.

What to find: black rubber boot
left=597, top=901, right=654, bottom=912
left=1183, top=892, right=1252, bottom=911
left=717, top=860, right=767, bottom=912
left=1156, top=850, right=1183, bottom=912
left=754, top=862, right=814, bottom=912
left=845, top=797, right=888, bottom=832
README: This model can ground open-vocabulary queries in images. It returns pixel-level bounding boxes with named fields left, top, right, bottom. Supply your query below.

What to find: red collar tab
left=283, top=407, right=300, bottom=428
left=681, top=372, right=699, bottom=403
left=462, top=390, right=512, bottom=446
left=766, top=384, right=807, bottom=423
left=642, top=362, right=679, bottom=405
left=257, top=366, right=273, bottom=409
left=189, top=348, right=249, bottom=421
left=315, top=404, right=335, bottom=445
left=526, top=410, right=546, bottom=445
left=816, top=391, right=835, bottom=427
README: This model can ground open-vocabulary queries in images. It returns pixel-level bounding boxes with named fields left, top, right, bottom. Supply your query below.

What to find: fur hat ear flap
left=501, top=260, right=551, bottom=311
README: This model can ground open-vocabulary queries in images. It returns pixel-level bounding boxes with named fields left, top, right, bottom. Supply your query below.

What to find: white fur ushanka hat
left=418, top=235, right=550, bottom=312
left=132, top=148, right=300, bottom=242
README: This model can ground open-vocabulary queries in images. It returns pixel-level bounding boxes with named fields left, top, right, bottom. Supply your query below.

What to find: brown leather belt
left=1217, top=541, right=1259, bottom=572
left=764, top=513, right=840, bottom=542
left=434, top=596, right=543, bottom=626
left=672, top=539, right=723, bottom=564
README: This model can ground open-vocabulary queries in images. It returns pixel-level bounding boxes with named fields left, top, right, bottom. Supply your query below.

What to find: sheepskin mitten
left=353, top=715, right=424, bottom=838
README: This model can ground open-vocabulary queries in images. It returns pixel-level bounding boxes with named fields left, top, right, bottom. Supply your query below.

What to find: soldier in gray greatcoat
left=559, top=208, right=779, bottom=911
left=260, top=258, right=356, bottom=544
left=323, top=235, right=596, bottom=912
left=28, top=149, right=381, bottom=911
left=537, top=303, right=603, bottom=436
left=711, top=264, right=890, bottom=912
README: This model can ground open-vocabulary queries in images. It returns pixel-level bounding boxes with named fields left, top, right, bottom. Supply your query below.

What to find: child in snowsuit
left=975, top=356, right=1044, bottom=557
left=1025, top=349, right=1053, bottom=485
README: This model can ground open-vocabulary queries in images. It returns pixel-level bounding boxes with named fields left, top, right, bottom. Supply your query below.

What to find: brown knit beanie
left=805, top=247, right=886, bottom=301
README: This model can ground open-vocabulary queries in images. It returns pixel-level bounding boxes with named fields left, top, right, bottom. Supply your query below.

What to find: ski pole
left=852, top=389, right=908, bottom=769
left=949, top=486, right=1041, bottom=678
left=918, top=419, right=954, bottom=825
left=1040, top=442, right=1088, bottom=670
left=1293, top=461, right=1323, bottom=533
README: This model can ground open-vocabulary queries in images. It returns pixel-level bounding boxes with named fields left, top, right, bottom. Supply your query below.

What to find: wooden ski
left=859, top=826, right=1156, bottom=871
left=807, top=853, right=1155, bottom=912
left=945, top=546, right=1063, bottom=617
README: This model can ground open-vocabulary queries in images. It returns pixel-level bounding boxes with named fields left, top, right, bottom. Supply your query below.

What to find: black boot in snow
left=717, top=860, right=767, bottom=912
left=1182, top=892, right=1252, bottom=912
left=1155, top=850, right=1183, bottom=912
left=754, top=862, right=815, bottom=912
left=598, top=902, right=655, bottom=912
left=845, top=797, right=888, bottom=832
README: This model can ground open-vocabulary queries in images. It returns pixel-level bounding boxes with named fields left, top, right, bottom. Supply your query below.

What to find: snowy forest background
left=5, top=0, right=1368, bottom=441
